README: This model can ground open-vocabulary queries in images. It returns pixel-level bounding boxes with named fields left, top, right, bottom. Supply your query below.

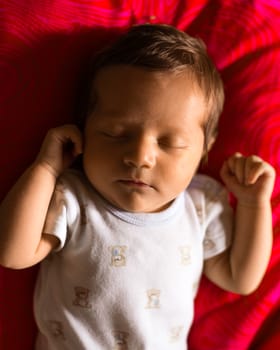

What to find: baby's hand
left=220, top=153, right=275, bottom=207
left=35, top=125, right=83, bottom=177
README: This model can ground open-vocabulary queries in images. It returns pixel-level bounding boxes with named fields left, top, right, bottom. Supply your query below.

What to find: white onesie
left=34, top=169, right=232, bottom=349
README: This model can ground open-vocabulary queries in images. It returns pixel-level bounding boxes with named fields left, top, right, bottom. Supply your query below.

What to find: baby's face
left=83, top=65, right=206, bottom=213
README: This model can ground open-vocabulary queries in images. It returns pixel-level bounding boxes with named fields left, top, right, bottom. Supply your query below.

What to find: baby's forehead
left=92, top=65, right=205, bottom=103
left=86, top=65, right=210, bottom=131
left=87, top=68, right=207, bottom=132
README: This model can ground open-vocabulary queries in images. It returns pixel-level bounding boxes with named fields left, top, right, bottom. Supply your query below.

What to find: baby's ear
left=207, top=135, right=217, bottom=152
left=71, top=153, right=84, bottom=171
left=200, top=135, right=217, bottom=165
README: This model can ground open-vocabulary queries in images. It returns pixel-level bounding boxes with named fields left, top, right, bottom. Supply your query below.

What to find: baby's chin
left=89, top=179, right=175, bottom=213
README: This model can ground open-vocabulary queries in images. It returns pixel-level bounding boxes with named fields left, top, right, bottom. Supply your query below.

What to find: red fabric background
left=0, top=1, right=279, bottom=349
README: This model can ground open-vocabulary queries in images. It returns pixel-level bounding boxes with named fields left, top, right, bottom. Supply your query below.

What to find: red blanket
left=0, top=1, right=279, bottom=349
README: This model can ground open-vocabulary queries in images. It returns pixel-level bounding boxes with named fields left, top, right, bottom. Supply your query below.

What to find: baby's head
left=81, top=24, right=224, bottom=213
left=82, top=24, right=224, bottom=153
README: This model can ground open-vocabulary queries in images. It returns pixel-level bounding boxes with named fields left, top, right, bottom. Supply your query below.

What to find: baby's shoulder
left=56, top=169, right=92, bottom=201
left=189, top=173, right=224, bottom=191
left=187, top=174, right=228, bottom=204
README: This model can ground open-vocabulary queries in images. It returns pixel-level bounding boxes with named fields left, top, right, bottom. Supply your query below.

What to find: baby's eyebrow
left=97, top=114, right=143, bottom=126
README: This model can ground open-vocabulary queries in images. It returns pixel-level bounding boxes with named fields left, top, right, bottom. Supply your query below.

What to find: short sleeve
left=202, top=178, right=233, bottom=260
left=43, top=182, right=67, bottom=251
left=189, top=175, right=233, bottom=260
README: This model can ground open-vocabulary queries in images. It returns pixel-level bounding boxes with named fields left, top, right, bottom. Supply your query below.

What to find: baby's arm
left=204, top=153, right=276, bottom=295
left=0, top=125, right=82, bottom=269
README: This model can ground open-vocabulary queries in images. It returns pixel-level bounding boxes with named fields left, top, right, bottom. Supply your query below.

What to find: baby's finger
left=228, top=153, right=246, bottom=184
left=66, top=127, right=83, bottom=157
left=244, top=156, right=274, bottom=185
left=56, top=125, right=83, bottom=157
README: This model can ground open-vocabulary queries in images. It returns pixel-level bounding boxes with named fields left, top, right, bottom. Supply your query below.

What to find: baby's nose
left=123, top=136, right=157, bottom=169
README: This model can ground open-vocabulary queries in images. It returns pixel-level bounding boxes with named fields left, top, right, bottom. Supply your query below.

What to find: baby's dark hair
left=82, top=24, right=224, bottom=154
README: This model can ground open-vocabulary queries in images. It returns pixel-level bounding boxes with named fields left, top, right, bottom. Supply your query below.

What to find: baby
left=0, top=24, right=275, bottom=349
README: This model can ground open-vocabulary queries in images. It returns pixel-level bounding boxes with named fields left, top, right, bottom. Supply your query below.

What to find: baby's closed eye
left=158, top=136, right=188, bottom=149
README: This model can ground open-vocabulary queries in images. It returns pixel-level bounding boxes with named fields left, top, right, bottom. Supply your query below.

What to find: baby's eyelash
left=100, top=131, right=188, bottom=149
left=101, top=131, right=127, bottom=139
left=158, top=138, right=187, bottom=149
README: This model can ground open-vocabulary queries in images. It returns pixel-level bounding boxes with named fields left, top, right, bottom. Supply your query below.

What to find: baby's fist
left=220, top=153, right=275, bottom=206
left=36, top=125, right=83, bottom=177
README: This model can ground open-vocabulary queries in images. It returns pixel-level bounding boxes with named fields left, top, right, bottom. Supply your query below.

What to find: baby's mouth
left=116, top=176, right=157, bottom=190
left=118, top=179, right=149, bottom=187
